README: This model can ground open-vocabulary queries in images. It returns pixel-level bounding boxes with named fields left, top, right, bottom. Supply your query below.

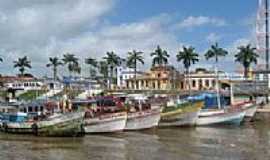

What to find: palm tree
left=126, top=50, right=144, bottom=79
left=235, top=44, right=258, bottom=79
left=72, top=63, right=81, bottom=75
left=177, top=46, right=199, bottom=91
left=46, top=57, right=63, bottom=80
left=103, top=51, right=121, bottom=89
left=205, top=43, right=228, bottom=107
left=98, top=60, right=109, bottom=79
left=205, top=43, right=228, bottom=63
left=85, top=58, right=98, bottom=78
left=62, top=53, right=79, bottom=77
left=151, top=45, right=170, bottom=67
left=13, top=56, right=32, bottom=76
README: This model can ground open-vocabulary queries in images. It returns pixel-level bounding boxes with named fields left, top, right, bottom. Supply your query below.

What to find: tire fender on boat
left=32, top=123, right=38, bottom=136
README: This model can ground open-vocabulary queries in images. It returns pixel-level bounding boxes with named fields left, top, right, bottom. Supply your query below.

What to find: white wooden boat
left=84, top=112, right=127, bottom=133
left=244, top=104, right=257, bottom=118
left=159, top=101, right=203, bottom=127
left=2, top=121, right=33, bottom=134
left=198, top=109, right=225, bottom=117
left=196, top=109, right=246, bottom=126
left=2, top=112, right=84, bottom=136
left=33, top=111, right=84, bottom=136
left=125, top=109, right=161, bottom=130
left=234, top=102, right=257, bottom=121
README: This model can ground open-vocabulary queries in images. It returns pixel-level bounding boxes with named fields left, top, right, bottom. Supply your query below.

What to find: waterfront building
left=116, top=66, right=143, bottom=89
left=184, top=68, right=245, bottom=91
left=0, top=76, right=44, bottom=91
left=125, top=66, right=183, bottom=90
left=252, top=69, right=270, bottom=88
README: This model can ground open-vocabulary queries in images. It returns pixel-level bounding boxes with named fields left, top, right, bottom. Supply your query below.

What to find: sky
left=0, top=0, right=260, bottom=77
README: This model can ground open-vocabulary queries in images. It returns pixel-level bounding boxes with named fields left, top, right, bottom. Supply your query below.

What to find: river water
left=0, top=122, right=269, bottom=160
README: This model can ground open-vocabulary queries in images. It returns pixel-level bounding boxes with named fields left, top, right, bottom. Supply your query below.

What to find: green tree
left=103, top=51, right=121, bottom=89
left=85, top=58, right=98, bottom=78
left=98, top=60, right=109, bottom=79
left=62, top=53, right=79, bottom=77
left=205, top=43, right=228, bottom=63
left=126, top=50, right=144, bottom=79
left=46, top=57, right=63, bottom=80
left=151, top=45, right=170, bottom=67
left=13, top=56, right=32, bottom=76
left=177, top=46, right=199, bottom=91
left=205, top=43, right=228, bottom=106
left=235, top=44, right=258, bottom=79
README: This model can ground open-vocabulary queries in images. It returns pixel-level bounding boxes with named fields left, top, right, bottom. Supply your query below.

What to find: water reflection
left=0, top=122, right=270, bottom=160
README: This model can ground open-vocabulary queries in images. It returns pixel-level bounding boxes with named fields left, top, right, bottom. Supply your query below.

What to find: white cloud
left=206, top=33, right=221, bottom=43
left=176, top=16, right=227, bottom=29
left=0, top=0, right=116, bottom=76
left=41, top=15, right=182, bottom=76
left=0, top=3, right=181, bottom=77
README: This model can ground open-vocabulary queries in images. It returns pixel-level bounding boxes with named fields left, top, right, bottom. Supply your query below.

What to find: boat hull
left=2, top=121, right=33, bottom=134
left=243, top=104, right=257, bottom=119
left=196, top=110, right=245, bottom=126
left=34, top=112, right=84, bottom=137
left=159, top=101, right=203, bottom=127
left=84, top=112, right=127, bottom=133
left=125, top=109, right=161, bottom=131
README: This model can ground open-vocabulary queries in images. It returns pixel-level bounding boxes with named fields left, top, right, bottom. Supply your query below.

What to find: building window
left=157, top=73, right=161, bottom=78
left=192, top=80, right=196, bottom=87
left=28, top=106, right=33, bottom=112
left=212, top=80, right=216, bottom=87
left=205, top=80, right=209, bottom=87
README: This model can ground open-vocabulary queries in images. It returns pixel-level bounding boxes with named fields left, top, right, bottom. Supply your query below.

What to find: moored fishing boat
left=84, top=111, right=127, bottom=133
left=125, top=109, right=161, bottom=130
left=196, top=108, right=246, bottom=126
left=1, top=112, right=33, bottom=133
left=159, top=100, right=203, bottom=127
left=188, top=91, right=246, bottom=126
left=73, top=97, right=127, bottom=133
left=32, top=111, right=84, bottom=137
left=2, top=120, right=33, bottom=134
left=125, top=109, right=160, bottom=131
left=124, top=95, right=161, bottom=131
left=233, top=101, right=257, bottom=121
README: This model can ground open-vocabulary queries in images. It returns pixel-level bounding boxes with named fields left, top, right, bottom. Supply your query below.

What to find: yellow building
left=126, top=66, right=183, bottom=90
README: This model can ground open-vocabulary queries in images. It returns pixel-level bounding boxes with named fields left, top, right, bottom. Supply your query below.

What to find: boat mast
left=215, top=66, right=221, bottom=109
left=266, top=0, right=269, bottom=70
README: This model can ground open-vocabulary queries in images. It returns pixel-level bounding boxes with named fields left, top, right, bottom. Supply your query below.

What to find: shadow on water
left=1, top=122, right=270, bottom=160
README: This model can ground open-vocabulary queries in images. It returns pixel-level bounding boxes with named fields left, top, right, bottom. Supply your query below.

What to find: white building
left=116, top=67, right=143, bottom=88
left=253, top=70, right=270, bottom=88
left=4, top=80, right=44, bottom=91
left=186, top=68, right=245, bottom=91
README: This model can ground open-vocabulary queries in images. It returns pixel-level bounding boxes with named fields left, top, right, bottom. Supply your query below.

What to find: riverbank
left=0, top=121, right=269, bottom=160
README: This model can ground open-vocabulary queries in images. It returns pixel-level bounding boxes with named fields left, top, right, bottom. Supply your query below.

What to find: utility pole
left=265, top=0, right=269, bottom=70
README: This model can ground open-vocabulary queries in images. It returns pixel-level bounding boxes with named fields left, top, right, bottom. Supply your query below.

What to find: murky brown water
left=0, top=122, right=270, bottom=160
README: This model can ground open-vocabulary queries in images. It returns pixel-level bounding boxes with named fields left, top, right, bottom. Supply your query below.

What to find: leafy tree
left=46, top=57, right=63, bottom=80
left=62, top=53, right=79, bottom=77
left=126, top=50, right=144, bottom=80
left=103, top=51, right=121, bottom=89
left=13, top=56, right=32, bottom=76
left=151, top=45, right=170, bottom=66
left=177, top=46, right=199, bottom=91
left=235, top=44, right=258, bottom=79
left=85, top=58, right=98, bottom=78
